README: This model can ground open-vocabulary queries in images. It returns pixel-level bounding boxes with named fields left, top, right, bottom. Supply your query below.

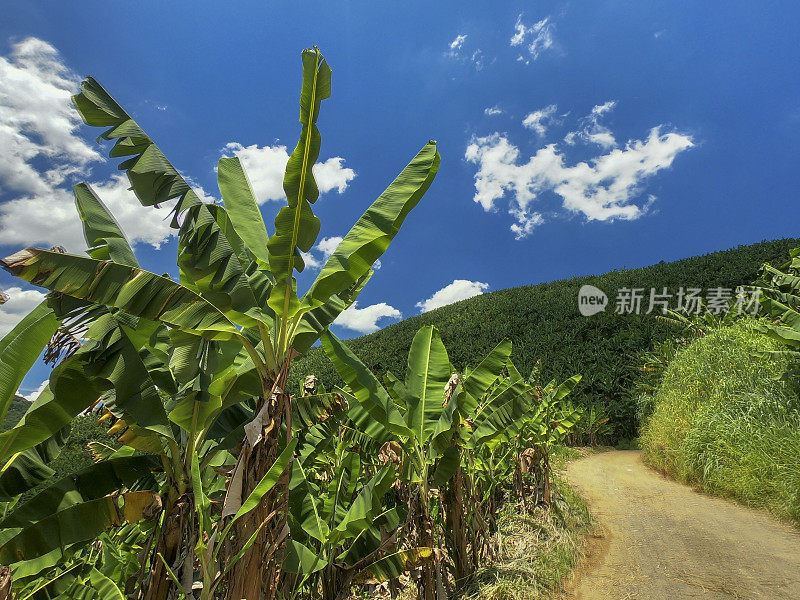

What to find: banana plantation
left=0, top=48, right=583, bottom=600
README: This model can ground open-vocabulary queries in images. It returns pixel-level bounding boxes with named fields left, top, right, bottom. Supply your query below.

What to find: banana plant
left=435, top=340, right=519, bottom=583
left=756, top=248, right=800, bottom=358
left=2, top=46, right=440, bottom=600
left=512, top=375, right=582, bottom=507
left=0, top=184, right=286, bottom=599
left=321, top=325, right=465, bottom=600
left=285, top=445, right=416, bottom=600
left=8, top=524, right=150, bottom=600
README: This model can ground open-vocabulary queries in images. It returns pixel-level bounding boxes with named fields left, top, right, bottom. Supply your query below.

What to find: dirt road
left=562, top=450, right=800, bottom=599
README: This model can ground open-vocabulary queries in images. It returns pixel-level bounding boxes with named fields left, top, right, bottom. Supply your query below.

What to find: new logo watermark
left=577, top=285, right=759, bottom=316
left=578, top=285, right=608, bottom=316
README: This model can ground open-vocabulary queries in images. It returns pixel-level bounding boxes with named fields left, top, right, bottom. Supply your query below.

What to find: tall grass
left=640, top=319, right=800, bottom=522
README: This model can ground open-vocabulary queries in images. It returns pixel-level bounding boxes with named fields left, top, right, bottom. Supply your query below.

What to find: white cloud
left=510, top=15, right=556, bottom=63
left=416, top=279, right=490, bottom=313
left=445, top=34, right=487, bottom=70
left=470, top=50, right=486, bottom=71
left=221, top=143, right=356, bottom=204
left=0, top=38, right=213, bottom=253
left=313, top=158, right=356, bottom=194
left=565, top=101, right=618, bottom=149
left=0, top=286, right=47, bottom=337
left=522, top=104, right=558, bottom=136
left=334, top=301, right=401, bottom=334
left=484, top=106, right=504, bottom=116
left=0, top=38, right=99, bottom=197
left=465, top=123, right=693, bottom=238
left=20, top=380, right=47, bottom=402
left=299, top=250, right=320, bottom=269
left=509, top=208, right=545, bottom=239
left=0, top=174, right=201, bottom=252
left=301, top=235, right=381, bottom=271
left=314, top=236, right=343, bottom=261
left=301, top=235, right=341, bottom=269
left=449, top=34, right=467, bottom=51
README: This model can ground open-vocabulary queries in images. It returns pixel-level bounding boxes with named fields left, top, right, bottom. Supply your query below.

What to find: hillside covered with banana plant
left=291, top=236, right=800, bottom=442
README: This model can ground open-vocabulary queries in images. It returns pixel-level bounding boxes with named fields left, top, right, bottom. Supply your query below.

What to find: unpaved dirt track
left=563, top=450, right=800, bottom=599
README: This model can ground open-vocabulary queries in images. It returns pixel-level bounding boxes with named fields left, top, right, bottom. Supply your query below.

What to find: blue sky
left=1, top=1, right=799, bottom=395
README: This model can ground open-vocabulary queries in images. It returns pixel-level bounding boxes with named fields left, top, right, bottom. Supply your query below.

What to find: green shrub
left=640, top=319, right=800, bottom=521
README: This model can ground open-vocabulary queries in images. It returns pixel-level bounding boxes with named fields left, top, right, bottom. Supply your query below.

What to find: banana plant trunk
left=513, top=457, right=526, bottom=509
left=223, top=384, right=291, bottom=600
left=414, top=493, right=438, bottom=600
left=321, top=565, right=354, bottom=600
left=142, top=495, right=192, bottom=600
left=532, top=447, right=551, bottom=507
left=0, top=566, right=10, bottom=600
left=443, top=466, right=470, bottom=584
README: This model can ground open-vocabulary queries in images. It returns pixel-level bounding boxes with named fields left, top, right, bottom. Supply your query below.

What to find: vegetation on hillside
left=0, top=397, right=28, bottom=432
left=291, top=237, right=800, bottom=442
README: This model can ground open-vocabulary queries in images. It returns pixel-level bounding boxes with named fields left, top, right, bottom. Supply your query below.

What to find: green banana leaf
left=302, top=141, right=440, bottom=312
left=267, top=47, right=329, bottom=318
left=0, top=490, right=159, bottom=567
left=72, top=77, right=203, bottom=224
left=1, top=248, right=240, bottom=340
left=321, top=452, right=360, bottom=531
left=320, top=332, right=411, bottom=441
left=359, top=548, right=434, bottom=582
left=283, top=539, right=328, bottom=574
left=0, top=447, right=55, bottom=501
left=329, top=465, right=394, bottom=543
left=0, top=300, right=59, bottom=422
left=177, top=203, right=274, bottom=327
left=404, top=326, right=452, bottom=444
left=0, top=456, right=159, bottom=531
left=432, top=446, right=460, bottom=487
left=458, top=339, right=512, bottom=416
left=292, top=271, right=372, bottom=355
left=217, top=156, right=270, bottom=265
left=289, top=459, right=329, bottom=543
left=73, top=183, right=139, bottom=268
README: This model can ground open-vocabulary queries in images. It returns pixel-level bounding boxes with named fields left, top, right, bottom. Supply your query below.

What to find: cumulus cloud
left=510, top=15, right=556, bottom=63
left=20, top=380, right=47, bottom=402
left=301, top=235, right=381, bottom=271
left=221, top=143, right=356, bottom=204
left=0, top=173, right=206, bottom=252
left=301, top=235, right=343, bottom=269
left=465, top=124, right=693, bottom=239
left=334, top=301, right=401, bottom=334
left=484, top=106, right=504, bottom=116
left=416, top=280, right=490, bottom=313
left=0, top=38, right=99, bottom=197
left=314, top=158, right=356, bottom=194
left=0, top=286, right=47, bottom=337
left=522, top=104, right=559, bottom=136
left=313, top=236, right=343, bottom=262
left=0, top=38, right=214, bottom=252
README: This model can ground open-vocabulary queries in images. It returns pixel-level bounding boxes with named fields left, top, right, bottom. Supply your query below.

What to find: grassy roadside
left=461, top=447, right=597, bottom=600
left=639, top=320, right=800, bottom=523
